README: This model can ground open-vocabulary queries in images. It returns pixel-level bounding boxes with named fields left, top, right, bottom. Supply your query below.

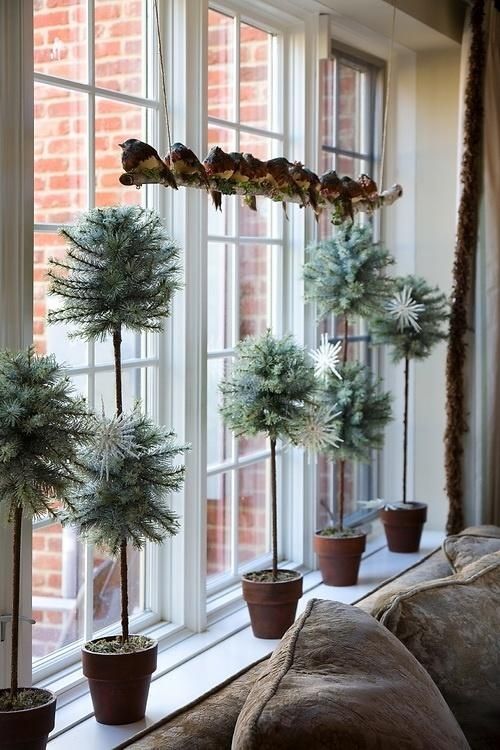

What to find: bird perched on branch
left=119, top=138, right=177, bottom=190
left=166, top=143, right=210, bottom=190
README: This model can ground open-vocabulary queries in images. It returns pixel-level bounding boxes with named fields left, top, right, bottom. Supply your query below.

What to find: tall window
left=32, top=0, right=160, bottom=669
left=205, top=8, right=285, bottom=593
left=316, top=46, right=382, bottom=530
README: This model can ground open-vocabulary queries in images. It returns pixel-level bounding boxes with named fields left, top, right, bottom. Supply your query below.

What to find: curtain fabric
left=484, top=4, right=500, bottom=524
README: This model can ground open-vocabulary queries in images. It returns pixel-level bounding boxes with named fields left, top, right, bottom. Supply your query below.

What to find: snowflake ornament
left=310, top=333, right=343, bottom=381
left=95, top=410, right=142, bottom=479
left=294, top=403, right=342, bottom=463
left=386, top=286, right=425, bottom=332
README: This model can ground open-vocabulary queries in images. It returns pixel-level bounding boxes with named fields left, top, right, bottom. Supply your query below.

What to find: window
left=316, top=46, right=383, bottom=531
left=32, top=0, right=161, bottom=672
left=205, top=8, right=285, bottom=593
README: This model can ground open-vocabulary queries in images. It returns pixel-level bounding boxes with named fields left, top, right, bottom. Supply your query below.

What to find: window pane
left=34, top=233, right=87, bottom=367
left=94, top=366, right=150, bottom=414
left=93, top=546, right=142, bottom=633
left=34, top=0, right=88, bottom=83
left=32, top=523, right=85, bottom=659
left=240, top=23, right=272, bottom=130
left=94, top=0, right=146, bottom=96
left=207, top=243, right=233, bottom=352
left=238, top=244, right=272, bottom=339
left=207, top=358, right=233, bottom=467
left=207, top=472, right=232, bottom=578
left=94, top=329, right=141, bottom=366
left=238, top=460, right=270, bottom=566
left=95, top=96, right=146, bottom=207
left=208, top=9, right=234, bottom=122
left=320, top=59, right=335, bottom=148
left=238, top=433, right=267, bottom=459
left=34, top=83, right=88, bottom=224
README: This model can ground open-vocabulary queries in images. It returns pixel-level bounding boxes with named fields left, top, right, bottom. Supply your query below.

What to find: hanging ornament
left=118, top=0, right=403, bottom=226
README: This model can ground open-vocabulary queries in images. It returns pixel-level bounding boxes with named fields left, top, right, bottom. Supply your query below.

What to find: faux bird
left=165, top=142, right=209, bottom=189
left=119, top=138, right=177, bottom=190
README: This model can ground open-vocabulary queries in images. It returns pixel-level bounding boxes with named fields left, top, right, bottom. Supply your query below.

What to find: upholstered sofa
left=125, top=526, right=500, bottom=750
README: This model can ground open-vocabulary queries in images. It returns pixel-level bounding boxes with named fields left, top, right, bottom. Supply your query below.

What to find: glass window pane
left=94, top=0, right=146, bottom=96
left=32, top=523, right=85, bottom=659
left=34, top=233, right=87, bottom=367
left=207, top=358, right=233, bottom=467
left=207, top=472, right=232, bottom=579
left=95, top=97, right=146, bottom=207
left=93, top=546, right=142, bottom=633
left=94, top=366, right=148, bottom=414
left=207, top=243, right=233, bottom=352
left=34, top=0, right=88, bottom=83
left=208, top=9, right=234, bottom=121
left=34, top=83, right=88, bottom=224
left=320, top=59, right=335, bottom=148
left=238, top=460, right=270, bottom=566
left=238, top=244, right=272, bottom=340
left=239, top=23, right=272, bottom=129
left=94, top=329, right=141, bottom=366
left=238, top=433, right=267, bottom=459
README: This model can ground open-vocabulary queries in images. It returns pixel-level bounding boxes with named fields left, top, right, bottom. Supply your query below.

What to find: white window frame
left=0, top=0, right=420, bottom=712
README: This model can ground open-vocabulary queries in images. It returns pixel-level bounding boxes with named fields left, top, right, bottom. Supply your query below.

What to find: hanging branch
left=444, top=0, right=486, bottom=535
left=118, top=140, right=402, bottom=226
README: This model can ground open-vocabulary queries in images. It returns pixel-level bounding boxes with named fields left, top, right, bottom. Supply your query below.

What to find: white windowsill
left=46, top=531, right=444, bottom=750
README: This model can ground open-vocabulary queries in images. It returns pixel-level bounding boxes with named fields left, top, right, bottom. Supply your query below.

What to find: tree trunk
left=112, top=327, right=129, bottom=642
left=10, top=505, right=23, bottom=701
left=402, top=357, right=409, bottom=503
left=270, top=437, right=278, bottom=581
left=338, top=318, right=349, bottom=530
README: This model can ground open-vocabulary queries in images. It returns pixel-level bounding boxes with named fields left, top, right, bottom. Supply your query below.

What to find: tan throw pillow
left=378, top=552, right=500, bottom=750
left=232, top=599, right=469, bottom=750
left=443, top=533, right=500, bottom=572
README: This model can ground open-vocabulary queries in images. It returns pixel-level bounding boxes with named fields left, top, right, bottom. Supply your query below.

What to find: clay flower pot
left=0, top=688, right=56, bottom=750
left=82, top=636, right=158, bottom=725
left=242, top=570, right=303, bottom=639
left=380, top=501, right=427, bottom=553
left=314, top=531, right=366, bottom=586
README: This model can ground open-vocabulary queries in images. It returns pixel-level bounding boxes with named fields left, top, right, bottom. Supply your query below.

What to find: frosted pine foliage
left=48, top=205, right=182, bottom=339
left=63, top=409, right=188, bottom=555
left=303, top=225, right=395, bottom=322
left=319, top=361, right=392, bottom=463
left=219, top=330, right=318, bottom=442
left=370, top=275, right=449, bottom=361
left=0, top=348, right=90, bottom=520
left=310, top=333, right=342, bottom=381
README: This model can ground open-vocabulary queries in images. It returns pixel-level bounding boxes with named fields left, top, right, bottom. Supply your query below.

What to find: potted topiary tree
left=304, top=225, right=394, bottom=585
left=219, top=330, right=319, bottom=639
left=62, top=408, right=187, bottom=725
left=48, top=205, right=185, bottom=724
left=370, top=275, right=448, bottom=552
left=0, top=348, right=90, bottom=750
left=314, top=357, right=392, bottom=584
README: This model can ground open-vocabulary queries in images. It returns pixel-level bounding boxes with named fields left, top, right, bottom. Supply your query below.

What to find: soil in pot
left=242, top=569, right=303, bottom=639
left=314, top=530, right=366, bottom=586
left=82, top=635, right=157, bottom=725
left=0, top=688, right=56, bottom=750
left=380, top=501, right=427, bottom=553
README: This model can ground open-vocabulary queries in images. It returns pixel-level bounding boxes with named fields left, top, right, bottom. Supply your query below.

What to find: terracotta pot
left=82, top=636, right=157, bottom=725
left=0, top=688, right=56, bottom=750
left=242, top=570, right=303, bottom=639
left=380, top=502, right=427, bottom=553
left=314, top=532, right=366, bottom=586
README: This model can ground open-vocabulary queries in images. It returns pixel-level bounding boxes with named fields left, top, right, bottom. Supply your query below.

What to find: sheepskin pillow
left=443, top=533, right=500, bottom=572
left=232, top=599, right=469, bottom=750
left=378, top=552, right=500, bottom=750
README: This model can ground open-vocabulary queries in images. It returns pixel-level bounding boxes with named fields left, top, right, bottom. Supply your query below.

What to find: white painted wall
left=413, top=47, right=462, bottom=530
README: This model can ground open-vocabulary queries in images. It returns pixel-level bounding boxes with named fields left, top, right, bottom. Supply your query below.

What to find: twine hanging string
left=153, top=0, right=173, bottom=155
left=379, top=1, right=397, bottom=189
